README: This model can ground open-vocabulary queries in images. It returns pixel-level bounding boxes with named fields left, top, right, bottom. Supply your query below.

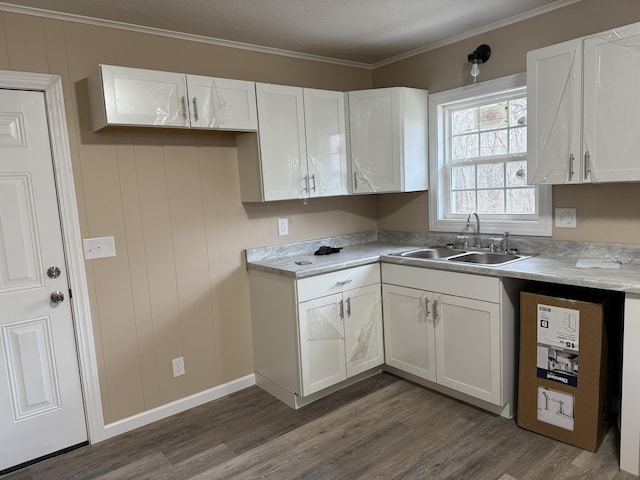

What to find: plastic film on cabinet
left=582, top=25, right=640, bottom=183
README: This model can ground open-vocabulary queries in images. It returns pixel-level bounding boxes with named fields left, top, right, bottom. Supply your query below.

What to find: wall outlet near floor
left=555, top=208, right=577, bottom=228
left=278, top=217, right=289, bottom=236
left=172, top=357, right=185, bottom=377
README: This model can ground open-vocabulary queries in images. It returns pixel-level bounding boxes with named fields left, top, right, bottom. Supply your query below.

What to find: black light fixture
left=468, top=44, right=491, bottom=82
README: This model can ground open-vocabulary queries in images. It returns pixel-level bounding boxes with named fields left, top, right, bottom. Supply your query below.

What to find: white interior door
left=0, top=89, right=87, bottom=472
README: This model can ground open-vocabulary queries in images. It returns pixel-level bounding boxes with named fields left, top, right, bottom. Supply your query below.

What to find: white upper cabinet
left=528, top=21, right=640, bottom=184
left=237, top=84, right=349, bottom=202
left=348, top=87, right=428, bottom=194
left=253, top=83, right=308, bottom=201
left=87, top=65, right=257, bottom=132
left=582, top=23, right=640, bottom=182
left=88, top=65, right=189, bottom=129
left=303, top=88, right=350, bottom=198
left=185, top=75, right=257, bottom=130
left=527, top=39, right=583, bottom=184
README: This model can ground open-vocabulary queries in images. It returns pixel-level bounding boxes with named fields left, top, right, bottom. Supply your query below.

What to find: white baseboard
left=103, top=374, right=255, bottom=440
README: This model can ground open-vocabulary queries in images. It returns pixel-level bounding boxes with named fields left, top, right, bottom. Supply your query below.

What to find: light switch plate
left=278, top=217, right=289, bottom=236
left=83, top=236, right=116, bottom=259
left=555, top=208, right=577, bottom=228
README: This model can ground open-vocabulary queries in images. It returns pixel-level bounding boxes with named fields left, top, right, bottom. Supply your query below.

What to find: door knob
left=50, top=290, right=65, bottom=304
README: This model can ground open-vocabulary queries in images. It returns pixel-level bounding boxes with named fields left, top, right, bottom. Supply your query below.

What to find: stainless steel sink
left=395, top=247, right=466, bottom=259
left=447, top=251, right=528, bottom=266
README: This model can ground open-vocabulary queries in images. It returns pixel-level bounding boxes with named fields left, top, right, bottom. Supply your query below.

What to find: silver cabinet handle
left=568, top=153, right=575, bottom=181
left=336, top=279, right=352, bottom=286
left=584, top=151, right=591, bottom=180
left=346, top=297, right=351, bottom=317
left=192, top=97, right=199, bottom=122
left=353, top=172, right=358, bottom=190
left=339, top=299, right=344, bottom=319
left=50, top=290, right=65, bottom=304
left=181, top=96, right=188, bottom=121
left=310, top=174, right=317, bottom=193
left=433, top=299, right=439, bottom=322
left=425, top=297, right=431, bottom=320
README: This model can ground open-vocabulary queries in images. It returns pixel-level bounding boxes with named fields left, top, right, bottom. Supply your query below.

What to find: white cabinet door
left=527, top=39, right=583, bottom=185
left=256, top=83, right=308, bottom=201
left=583, top=23, right=640, bottom=182
left=349, top=88, right=400, bottom=193
left=97, top=65, right=189, bottom=128
left=303, top=89, right=349, bottom=197
left=382, top=284, right=437, bottom=382
left=435, top=294, right=501, bottom=405
left=344, top=284, right=384, bottom=377
left=186, top=75, right=257, bottom=131
left=298, top=293, right=347, bottom=396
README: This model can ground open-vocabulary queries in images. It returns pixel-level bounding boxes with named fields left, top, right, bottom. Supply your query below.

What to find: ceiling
left=0, top=0, right=578, bottom=66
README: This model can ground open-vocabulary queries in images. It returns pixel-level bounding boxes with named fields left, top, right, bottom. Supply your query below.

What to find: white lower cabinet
left=382, top=264, right=517, bottom=417
left=249, top=264, right=383, bottom=408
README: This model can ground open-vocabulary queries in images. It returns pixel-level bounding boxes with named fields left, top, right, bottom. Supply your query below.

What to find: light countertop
left=246, top=238, right=640, bottom=294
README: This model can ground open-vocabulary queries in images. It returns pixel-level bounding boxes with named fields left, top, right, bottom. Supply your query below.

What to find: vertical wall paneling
left=115, top=132, right=160, bottom=412
left=165, top=135, right=218, bottom=393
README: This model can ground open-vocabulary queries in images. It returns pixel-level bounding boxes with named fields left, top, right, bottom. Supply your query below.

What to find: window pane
left=507, top=188, right=536, bottom=214
left=478, top=163, right=504, bottom=189
left=478, top=103, right=509, bottom=131
left=509, top=98, right=527, bottom=127
left=451, top=165, right=476, bottom=189
left=506, top=161, right=528, bottom=187
left=480, top=130, right=508, bottom=156
left=477, top=190, right=504, bottom=214
left=509, top=126, right=527, bottom=154
left=451, top=108, right=477, bottom=135
left=451, top=134, right=479, bottom=160
left=451, top=190, right=475, bottom=214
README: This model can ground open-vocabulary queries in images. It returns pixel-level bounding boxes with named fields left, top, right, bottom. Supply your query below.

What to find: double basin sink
left=392, top=247, right=530, bottom=267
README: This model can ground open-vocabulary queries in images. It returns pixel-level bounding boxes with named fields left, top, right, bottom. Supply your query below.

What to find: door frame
left=0, top=70, right=105, bottom=443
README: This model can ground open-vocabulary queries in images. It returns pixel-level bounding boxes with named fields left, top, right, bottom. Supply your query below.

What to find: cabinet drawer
left=297, top=264, right=380, bottom=302
left=382, top=264, right=500, bottom=303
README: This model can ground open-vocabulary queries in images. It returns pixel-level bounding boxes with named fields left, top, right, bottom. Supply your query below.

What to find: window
left=429, top=73, right=551, bottom=236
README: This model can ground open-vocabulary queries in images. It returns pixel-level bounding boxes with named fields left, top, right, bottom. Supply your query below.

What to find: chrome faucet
left=503, top=231, right=510, bottom=254
left=465, top=212, right=481, bottom=249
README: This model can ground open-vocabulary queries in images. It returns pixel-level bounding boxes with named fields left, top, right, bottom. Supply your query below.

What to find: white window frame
left=428, top=73, right=551, bottom=236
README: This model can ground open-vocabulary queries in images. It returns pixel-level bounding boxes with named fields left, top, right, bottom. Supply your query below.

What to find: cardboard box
left=517, top=289, right=611, bottom=451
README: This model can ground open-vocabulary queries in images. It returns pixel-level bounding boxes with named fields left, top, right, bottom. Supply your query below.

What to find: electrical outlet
left=555, top=208, right=577, bottom=228
left=172, top=357, right=185, bottom=377
left=278, top=217, right=289, bottom=236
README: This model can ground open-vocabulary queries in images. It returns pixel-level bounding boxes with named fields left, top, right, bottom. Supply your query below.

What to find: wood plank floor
left=2, top=373, right=634, bottom=480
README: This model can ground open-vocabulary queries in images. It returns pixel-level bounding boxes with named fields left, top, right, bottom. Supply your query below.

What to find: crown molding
left=372, top=0, right=582, bottom=68
left=0, top=2, right=373, bottom=70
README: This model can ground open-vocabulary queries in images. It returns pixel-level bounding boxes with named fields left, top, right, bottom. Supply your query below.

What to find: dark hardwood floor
left=1, top=373, right=634, bottom=480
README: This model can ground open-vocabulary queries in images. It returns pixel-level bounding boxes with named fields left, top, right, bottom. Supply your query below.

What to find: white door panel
left=0, top=175, right=44, bottom=292
left=0, top=89, right=87, bottom=472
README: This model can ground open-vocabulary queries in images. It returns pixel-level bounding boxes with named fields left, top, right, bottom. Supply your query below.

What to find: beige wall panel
left=132, top=134, right=187, bottom=405
left=197, top=135, right=239, bottom=383
left=202, top=136, right=257, bottom=382
left=78, top=139, right=145, bottom=421
left=376, top=192, right=428, bottom=233
left=0, top=13, right=11, bottom=69
left=114, top=133, right=161, bottom=414
left=164, top=136, right=219, bottom=393
left=2, top=12, right=49, bottom=72
left=553, top=184, right=640, bottom=244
